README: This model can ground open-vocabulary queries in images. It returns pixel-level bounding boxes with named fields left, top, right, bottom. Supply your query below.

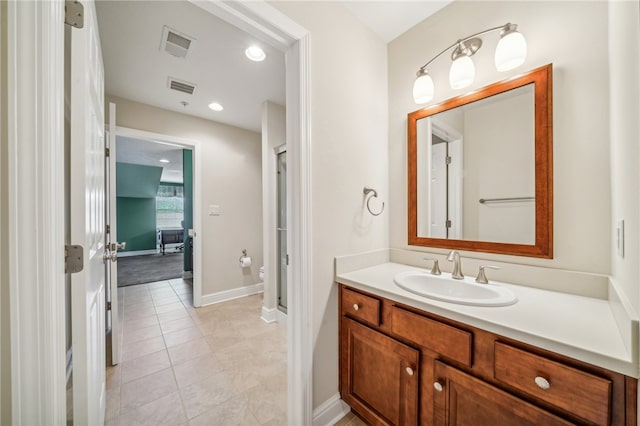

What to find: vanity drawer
left=341, top=287, right=381, bottom=327
left=494, top=342, right=612, bottom=425
left=390, top=306, right=472, bottom=366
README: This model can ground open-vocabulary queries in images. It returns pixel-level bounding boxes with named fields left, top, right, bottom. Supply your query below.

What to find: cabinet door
left=433, top=361, right=575, bottom=426
left=341, top=317, right=419, bottom=426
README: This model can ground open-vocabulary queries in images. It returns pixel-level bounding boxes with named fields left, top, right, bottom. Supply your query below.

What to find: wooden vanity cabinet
left=338, top=284, right=638, bottom=426
left=433, top=361, right=574, bottom=426
left=341, top=317, right=420, bottom=425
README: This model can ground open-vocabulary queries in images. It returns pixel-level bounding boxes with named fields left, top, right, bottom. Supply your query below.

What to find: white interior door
left=106, top=102, right=122, bottom=365
left=70, top=0, right=107, bottom=424
left=430, top=142, right=448, bottom=238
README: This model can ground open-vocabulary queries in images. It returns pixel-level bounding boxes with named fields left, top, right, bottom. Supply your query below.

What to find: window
left=156, top=183, right=184, bottom=229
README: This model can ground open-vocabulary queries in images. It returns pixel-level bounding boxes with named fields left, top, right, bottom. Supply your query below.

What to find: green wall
left=116, top=197, right=157, bottom=252
left=116, top=162, right=162, bottom=198
left=116, top=162, right=162, bottom=252
left=183, top=149, right=193, bottom=272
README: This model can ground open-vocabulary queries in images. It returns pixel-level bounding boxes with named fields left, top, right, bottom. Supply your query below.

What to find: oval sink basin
left=394, top=271, right=517, bottom=307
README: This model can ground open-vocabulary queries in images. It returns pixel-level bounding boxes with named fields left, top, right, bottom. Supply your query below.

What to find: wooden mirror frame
left=408, top=64, right=553, bottom=258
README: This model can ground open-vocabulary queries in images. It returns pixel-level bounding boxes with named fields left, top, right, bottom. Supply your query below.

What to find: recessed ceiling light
left=208, top=102, right=224, bottom=112
left=159, top=159, right=170, bottom=163
left=245, top=45, right=266, bottom=62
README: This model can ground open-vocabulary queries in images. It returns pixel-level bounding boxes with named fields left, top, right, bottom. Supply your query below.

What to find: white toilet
left=259, top=266, right=265, bottom=281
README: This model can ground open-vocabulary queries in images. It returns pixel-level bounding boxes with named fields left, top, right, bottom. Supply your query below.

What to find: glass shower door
left=276, top=149, right=288, bottom=313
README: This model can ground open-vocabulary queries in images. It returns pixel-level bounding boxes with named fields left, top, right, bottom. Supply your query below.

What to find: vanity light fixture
left=245, top=45, right=266, bottom=62
left=208, top=102, right=224, bottom=112
left=413, top=23, right=527, bottom=104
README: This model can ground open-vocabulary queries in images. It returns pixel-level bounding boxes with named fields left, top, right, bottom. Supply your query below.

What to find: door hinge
left=286, top=254, right=290, bottom=266
left=107, top=301, right=112, bottom=311
left=105, top=147, right=110, bottom=157
left=106, top=224, right=110, bottom=234
left=64, top=0, right=84, bottom=28
left=445, top=156, right=452, bottom=165
left=65, top=245, right=84, bottom=274
left=445, top=220, right=452, bottom=228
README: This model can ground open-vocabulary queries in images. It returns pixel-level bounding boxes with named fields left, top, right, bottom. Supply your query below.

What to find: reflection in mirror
left=417, top=84, right=535, bottom=244
left=408, top=64, right=553, bottom=258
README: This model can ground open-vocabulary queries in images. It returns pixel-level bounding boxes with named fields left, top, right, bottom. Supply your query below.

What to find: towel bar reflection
left=479, top=196, right=535, bottom=204
left=364, top=187, right=385, bottom=216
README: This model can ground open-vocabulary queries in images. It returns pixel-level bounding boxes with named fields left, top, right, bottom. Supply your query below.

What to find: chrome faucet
left=447, top=250, right=464, bottom=279
left=423, top=258, right=441, bottom=275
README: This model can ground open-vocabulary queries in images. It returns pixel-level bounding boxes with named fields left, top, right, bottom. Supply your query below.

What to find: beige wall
left=261, top=101, right=286, bottom=311
left=106, top=95, right=263, bottom=297
left=608, top=0, right=640, bottom=313
left=271, top=1, right=389, bottom=407
left=389, top=1, right=611, bottom=274
left=0, top=0, right=10, bottom=422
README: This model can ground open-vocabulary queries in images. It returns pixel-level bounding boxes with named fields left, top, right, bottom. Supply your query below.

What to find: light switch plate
left=616, top=219, right=625, bottom=258
left=209, top=205, right=220, bottom=216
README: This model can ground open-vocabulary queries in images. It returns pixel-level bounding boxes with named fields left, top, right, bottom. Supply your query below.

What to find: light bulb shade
left=495, top=30, right=527, bottom=71
left=449, top=55, right=475, bottom=89
left=413, top=71, right=434, bottom=104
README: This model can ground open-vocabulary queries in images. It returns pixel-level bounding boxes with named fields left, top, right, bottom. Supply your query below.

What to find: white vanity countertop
left=336, top=262, right=638, bottom=378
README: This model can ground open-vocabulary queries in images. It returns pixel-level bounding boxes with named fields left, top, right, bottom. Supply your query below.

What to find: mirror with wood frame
left=408, top=64, right=553, bottom=258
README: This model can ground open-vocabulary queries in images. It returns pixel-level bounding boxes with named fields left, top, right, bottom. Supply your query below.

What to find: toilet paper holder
left=239, top=249, right=252, bottom=267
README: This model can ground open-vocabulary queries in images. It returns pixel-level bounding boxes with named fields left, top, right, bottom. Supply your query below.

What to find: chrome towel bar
left=479, top=196, right=535, bottom=204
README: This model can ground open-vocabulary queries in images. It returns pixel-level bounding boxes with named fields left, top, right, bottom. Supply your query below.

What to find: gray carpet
left=117, top=253, right=183, bottom=287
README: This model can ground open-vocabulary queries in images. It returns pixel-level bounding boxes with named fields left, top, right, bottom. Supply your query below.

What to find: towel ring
left=364, top=187, right=385, bottom=216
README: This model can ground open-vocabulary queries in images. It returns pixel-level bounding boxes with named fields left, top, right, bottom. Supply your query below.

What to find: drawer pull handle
left=433, top=382, right=443, bottom=392
left=534, top=376, right=551, bottom=390
left=353, top=304, right=360, bottom=311
left=406, top=367, right=414, bottom=376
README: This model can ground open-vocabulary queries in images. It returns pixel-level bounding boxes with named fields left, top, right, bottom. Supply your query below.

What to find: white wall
left=389, top=1, right=611, bottom=274
left=271, top=1, right=389, bottom=408
left=106, top=95, right=263, bottom=298
left=261, top=101, right=286, bottom=312
left=609, top=0, right=640, bottom=314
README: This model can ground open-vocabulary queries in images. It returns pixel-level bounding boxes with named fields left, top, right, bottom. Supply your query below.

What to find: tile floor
left=105, top=279, right=287, bottom=426
left=334, top=412, right=367, bottom=426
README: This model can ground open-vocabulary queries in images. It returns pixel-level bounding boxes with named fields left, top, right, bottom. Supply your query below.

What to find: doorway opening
left=114, top=136, right=194, bottom=288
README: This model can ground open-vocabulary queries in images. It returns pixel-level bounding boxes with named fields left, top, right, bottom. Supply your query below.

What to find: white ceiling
left=116, top=136, right=185, bottom=183
left=341, top=1, right=453, bottom=42
left=96, top=1, right=285, bottom=133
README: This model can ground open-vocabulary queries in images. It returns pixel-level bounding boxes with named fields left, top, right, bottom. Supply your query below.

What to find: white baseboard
left=276, top=308, right=287, bottom=329
left=312, top=393, right=351, bottom=426
left=261, top=305, right=276, bottom=323
left=117, top=249, right=158, bottom=258
left=200, top=283, right=264, bottom=306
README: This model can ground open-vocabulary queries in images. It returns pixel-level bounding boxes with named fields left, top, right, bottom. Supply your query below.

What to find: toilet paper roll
left=240, top=256, right=252, bottom=268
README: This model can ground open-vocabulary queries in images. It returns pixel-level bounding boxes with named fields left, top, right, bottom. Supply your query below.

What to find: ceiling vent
left=160, top=26, right=195, bottom=59
left=167, top=77, right=196, bottom=95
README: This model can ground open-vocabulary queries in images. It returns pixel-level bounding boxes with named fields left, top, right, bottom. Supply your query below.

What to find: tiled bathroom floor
left=105, top=279, right=287, bottom=426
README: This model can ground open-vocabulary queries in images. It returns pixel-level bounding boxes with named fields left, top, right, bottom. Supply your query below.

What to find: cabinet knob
left=406, top=367, right=414, bottom=376
left=433, top=382, right=443, bottom=392
left=534, top=376, right=551, bottom=390
left=353, top=304, right=360, bottom=311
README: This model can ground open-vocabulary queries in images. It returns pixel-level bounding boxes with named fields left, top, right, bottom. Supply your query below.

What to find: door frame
left=6, top=1, right=313, bottom=425
left=6, top=1, right=67, bottom=423
left=114, top=126, right=204, bottom=307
